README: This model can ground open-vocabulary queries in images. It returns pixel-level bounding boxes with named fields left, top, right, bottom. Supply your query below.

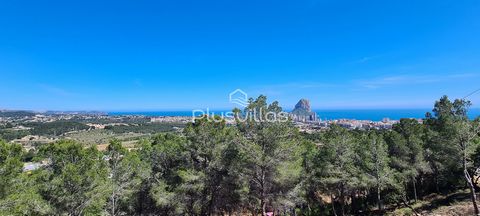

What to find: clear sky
left=1, top=0, right=479, bottom=111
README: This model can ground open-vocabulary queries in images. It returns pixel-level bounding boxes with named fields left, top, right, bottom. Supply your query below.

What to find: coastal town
left=1, top=99, right=411, bottom=149
left=0, top=100, right=419, bottom=175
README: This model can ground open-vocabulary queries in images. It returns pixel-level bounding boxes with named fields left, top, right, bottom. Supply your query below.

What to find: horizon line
left=3, top=107, right=480, bottom=113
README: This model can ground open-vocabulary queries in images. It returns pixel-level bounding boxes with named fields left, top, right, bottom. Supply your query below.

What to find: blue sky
left=1, top=0, right=479, bottom=111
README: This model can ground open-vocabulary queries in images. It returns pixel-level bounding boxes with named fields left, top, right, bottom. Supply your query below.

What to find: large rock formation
left=291, top=99, right=317, bottom=121
left=292, top=99, right=312, bottom=115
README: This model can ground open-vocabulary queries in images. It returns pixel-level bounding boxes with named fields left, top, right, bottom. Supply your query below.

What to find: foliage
left=0, top=129, right=30, bottom=141
left=0, top=140, right=51, bottom=215
left=37, top=140, right=109, bottom=215
left=24, top=121, right=91, bottom=136
left=104, top=123, right=184, bottom=134
left=1, top=95, right=480, bottom=215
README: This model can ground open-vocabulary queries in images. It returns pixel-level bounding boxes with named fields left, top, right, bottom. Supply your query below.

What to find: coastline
left=108, top=108, right=480, bottom=121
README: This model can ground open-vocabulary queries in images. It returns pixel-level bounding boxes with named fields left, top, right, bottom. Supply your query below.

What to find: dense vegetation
left=0, top=129, right=30, bottom=141
left=24, top=121, right=92, bottom=136
left=104, top=123, right=185, bottom=134
left=1, top=95, right=479, bottom=215
left=0, top=121, right=92, bottom=141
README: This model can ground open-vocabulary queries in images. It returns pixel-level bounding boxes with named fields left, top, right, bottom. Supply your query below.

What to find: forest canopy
left=1, top=95, right=479, bottom=216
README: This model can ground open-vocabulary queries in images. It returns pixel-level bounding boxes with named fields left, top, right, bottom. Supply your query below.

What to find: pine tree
left=37, top=140, right=109, bottom=215
left=106, top=139, right=149, bottom=216
left=236, top=95, right=303, bottom=215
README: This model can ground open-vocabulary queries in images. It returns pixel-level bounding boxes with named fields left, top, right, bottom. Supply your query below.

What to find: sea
left=109, top=108, right=480, bottom=122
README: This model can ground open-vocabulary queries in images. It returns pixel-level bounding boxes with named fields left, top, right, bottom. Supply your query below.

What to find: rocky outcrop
left=292, top=99, right=312, bottom=115
left=291, top=99, right=317, bottom=121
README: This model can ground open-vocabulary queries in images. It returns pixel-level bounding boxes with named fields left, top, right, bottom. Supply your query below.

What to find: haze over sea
left=110, top=108, right=480, bottom=121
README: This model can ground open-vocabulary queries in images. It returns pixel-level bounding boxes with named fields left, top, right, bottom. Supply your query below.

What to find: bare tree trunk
left=432, top=164, right=440, bottom=193
left=463, top=139, right=480, bottom=216
left=362, top=191, right=368, bottom=213
left=261, top=197, right=266, bottom=216
left=465, top=167, right=479, bottom=215
left=331, top=194, right=338, bottom=216
left=404, top=182, right=410, bottom=203
left=111, top=192, right=116, bottom=216
left=412, top=177, right=418, bottom=203
left=340, top=186, right=345, bottom=216
left=350, top=193, right=357, bottom=215
left=377, top=184, right=382, bottom=211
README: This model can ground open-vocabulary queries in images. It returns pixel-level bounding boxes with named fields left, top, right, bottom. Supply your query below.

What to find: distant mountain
left=291, top=99, right=317, bottom=121
left=291, top=99, right=314, bottom=115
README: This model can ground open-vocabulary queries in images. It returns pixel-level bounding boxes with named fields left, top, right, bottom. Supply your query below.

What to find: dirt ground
left=423, top=201, right=475, bottom=216
left=391, top=190, right=477, bottom=216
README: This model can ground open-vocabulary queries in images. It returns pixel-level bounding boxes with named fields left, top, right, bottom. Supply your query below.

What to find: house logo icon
left=229, top=89, right=248, bottom=108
